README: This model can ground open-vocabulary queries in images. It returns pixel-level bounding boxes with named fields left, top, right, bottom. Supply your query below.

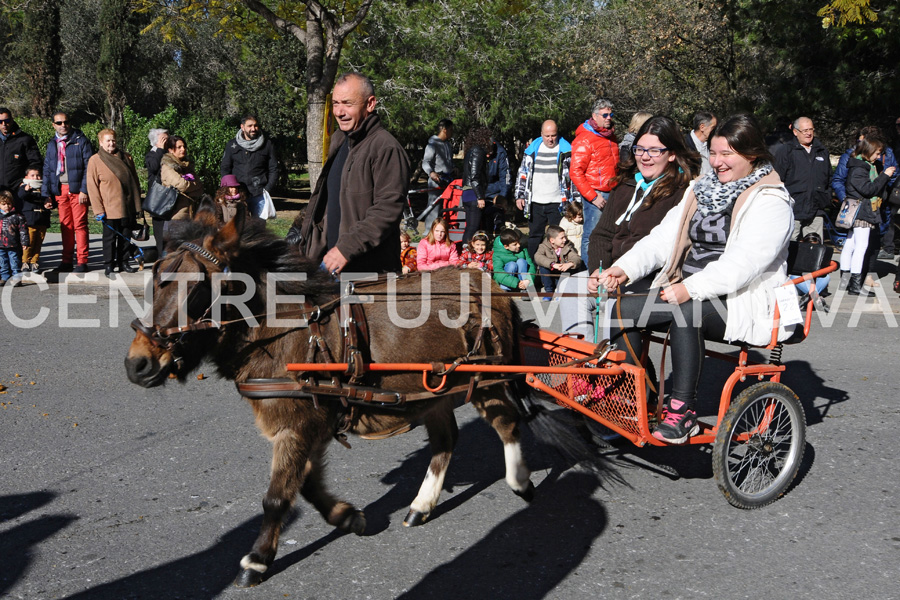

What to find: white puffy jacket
left=613, top=171, right=797, bottom=346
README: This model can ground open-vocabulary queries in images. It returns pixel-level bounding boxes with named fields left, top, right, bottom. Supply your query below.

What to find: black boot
left=838, top=270, right=850, bottom=291
left=118, top=260, right=137, bottom=273
left=847, top=273, right=874, bottom=297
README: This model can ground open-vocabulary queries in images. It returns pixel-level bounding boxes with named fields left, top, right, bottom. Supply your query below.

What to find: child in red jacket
left=458, top=230, right=493, bottom=272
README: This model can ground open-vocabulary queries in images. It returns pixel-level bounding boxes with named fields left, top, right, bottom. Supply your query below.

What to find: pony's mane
left=165, top=218, right=336, bottom=298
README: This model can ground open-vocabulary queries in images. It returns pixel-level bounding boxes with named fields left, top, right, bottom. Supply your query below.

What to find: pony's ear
left=194, top=195, right=217, bottom=227
left=207, top=202, right=245, bottom=261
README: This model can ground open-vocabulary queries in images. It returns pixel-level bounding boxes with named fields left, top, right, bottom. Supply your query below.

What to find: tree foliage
left=350, top=0, right=596, bottom=159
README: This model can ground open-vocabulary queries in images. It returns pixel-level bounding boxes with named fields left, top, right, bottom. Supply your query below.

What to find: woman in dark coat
left=560, top=115, right=700, bottom=341
left=839, top=133, right=896, bottom=296
left=589, top=115, right=701, bottom=274
left=145, top=128, right=168, bottom=256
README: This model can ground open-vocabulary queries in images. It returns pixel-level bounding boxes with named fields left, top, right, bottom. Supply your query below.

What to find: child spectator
left=534, top=224, right=584, bottom=295
left=417, top=217, right=458, bottom=271
left=17, top=168, right=51, bottom=273
left=559, top=201, right=584, bottom=255
left=492, top=228, right=535, bottom=290
left=458, top=230, right=493, bottom=272
left=215, top=174, right=248, bottom=225
left=0, top=191, right=29, bottom=285
left=400, top=231, right=417, bottom=273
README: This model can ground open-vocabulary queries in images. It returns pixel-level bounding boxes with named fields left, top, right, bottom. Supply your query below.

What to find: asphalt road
left=1, top=277, right=898, bottom=600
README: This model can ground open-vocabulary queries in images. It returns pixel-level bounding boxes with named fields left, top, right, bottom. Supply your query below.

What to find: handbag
left=834, top=197, right=861, bottom=230
left=131, top=213, right=150, bottom=242
left=259, top=189, right=277, bottom=220
left=143, top=182, right=180, bottom=219
left=888, top=185, right=900, bottom=208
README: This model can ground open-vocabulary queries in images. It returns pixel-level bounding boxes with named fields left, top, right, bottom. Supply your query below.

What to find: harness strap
left=236, top=376, right=515, bottom=406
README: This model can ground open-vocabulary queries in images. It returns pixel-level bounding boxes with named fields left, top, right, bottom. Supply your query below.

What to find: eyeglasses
left=0, top=118, right=10, bottom=124
left=599, top=112, right=614, bottom=119
left=54, top=120, right=69, bottom=125
left=796, top=128, right=814, bottom=134
left=632, top=146, right=668, bottom=157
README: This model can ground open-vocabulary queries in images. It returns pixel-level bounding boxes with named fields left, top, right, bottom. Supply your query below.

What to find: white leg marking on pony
left=504, top=442, right=530, bottom=493
left=410, top=465, right=448, bottom=514
left=240, top=555, right=268, bottom=573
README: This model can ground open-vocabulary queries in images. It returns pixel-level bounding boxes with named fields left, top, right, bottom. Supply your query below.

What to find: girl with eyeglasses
left=559, top=116, right=699, bottom=341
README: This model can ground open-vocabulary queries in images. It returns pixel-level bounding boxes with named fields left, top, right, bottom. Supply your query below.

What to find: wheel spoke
left=727, top=395, right=796, bottom=494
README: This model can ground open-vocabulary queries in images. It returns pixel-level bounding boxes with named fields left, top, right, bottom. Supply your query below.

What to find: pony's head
left=125, top=201, right=325, bottom=387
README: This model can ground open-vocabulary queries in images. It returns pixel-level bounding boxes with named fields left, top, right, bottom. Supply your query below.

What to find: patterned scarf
left=694, top=163, right=772, bottom=216
left=587, top=117, right=615, bottom=139
left=55, top=135, right=68, bottom=176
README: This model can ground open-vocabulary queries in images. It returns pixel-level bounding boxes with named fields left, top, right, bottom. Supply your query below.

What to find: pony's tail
left=507, top=379, right=621, bottom=480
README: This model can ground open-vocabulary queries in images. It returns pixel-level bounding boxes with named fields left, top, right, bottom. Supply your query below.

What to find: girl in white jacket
left=591, top=114, right=795, bottom=444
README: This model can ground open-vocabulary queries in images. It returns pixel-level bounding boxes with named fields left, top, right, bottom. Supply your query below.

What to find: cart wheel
left=712, top=382, right=805, bottom=509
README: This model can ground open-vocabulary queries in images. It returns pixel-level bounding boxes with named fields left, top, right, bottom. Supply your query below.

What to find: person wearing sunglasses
left=570, top=98, right=619, bottom=264
left=41, top=111, right=94, bottom=272
left=0, top=107, right=42, bottom=196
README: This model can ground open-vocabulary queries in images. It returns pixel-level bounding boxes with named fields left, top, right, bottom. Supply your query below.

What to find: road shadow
left=360, top=418, right=522, bottom=535
left=60, top=515, right=262, bottom=600
left=360, top=408, right=620, bottom=535
left=0, top=490, right=77, bottom=597
left=0, top=490, right=55, bottom=523
left=396, top=470, right=607, bottom=600
left=781, top=359, right=850, bottom=426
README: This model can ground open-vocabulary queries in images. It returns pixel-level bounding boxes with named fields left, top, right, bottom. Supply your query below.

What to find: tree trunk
left=305, top=10, right=326, bottom=189
left=306, top=96, right=326, bottom=187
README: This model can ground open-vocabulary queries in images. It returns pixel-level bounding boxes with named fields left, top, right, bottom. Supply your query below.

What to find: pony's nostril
left=126, top=356, right=154, bottom=379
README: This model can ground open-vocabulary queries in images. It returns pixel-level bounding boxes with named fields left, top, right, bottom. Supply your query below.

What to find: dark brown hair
left=613, top=115, right=700, bottom=209
left=464, top=127, right=493, bottom=154
left=709, top=113, right=773, bottom=168
left=852, top=133, right=885, bottom=161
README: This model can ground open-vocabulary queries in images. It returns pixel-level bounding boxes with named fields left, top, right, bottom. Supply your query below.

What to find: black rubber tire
left=712, top=382, right=806, bottom=509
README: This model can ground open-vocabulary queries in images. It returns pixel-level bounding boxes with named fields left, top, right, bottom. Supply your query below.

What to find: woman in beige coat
left=160, top=135, right=204, bottom=222
left=87, top=129, right=142, bottom=276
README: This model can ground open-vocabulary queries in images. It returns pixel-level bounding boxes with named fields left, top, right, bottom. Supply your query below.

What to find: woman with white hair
left=144, top=128, right=168, bottom=256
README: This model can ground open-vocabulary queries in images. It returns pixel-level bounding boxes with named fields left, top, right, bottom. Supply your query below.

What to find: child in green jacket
left=492, top=228, right=535, bottom=290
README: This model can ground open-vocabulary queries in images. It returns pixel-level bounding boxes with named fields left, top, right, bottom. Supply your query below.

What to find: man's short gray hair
left=592, top=98, right=614, bottom=114
left=335, top=72, right=375, bottom=99
left=148, top=128, right=168, bottom=147
left=793, top=116, right=813, bottom=129
left=693, top=111, right=716, bottom=131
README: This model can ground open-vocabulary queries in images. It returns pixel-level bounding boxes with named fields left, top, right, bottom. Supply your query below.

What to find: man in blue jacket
left=514, top=120, right=576, bottom=260
left=485, top=138, right=510, bottom=206
left=41, top=112, right=94, bottom=272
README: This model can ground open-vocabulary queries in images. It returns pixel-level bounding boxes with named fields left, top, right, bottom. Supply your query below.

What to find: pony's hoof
left=403, top=509, right=429, bottom=527
left=340, top=509, right=366, bottom=536
left=234, top=568, right=265, bottom=588
left=513, top=480, right=535, bottom=503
